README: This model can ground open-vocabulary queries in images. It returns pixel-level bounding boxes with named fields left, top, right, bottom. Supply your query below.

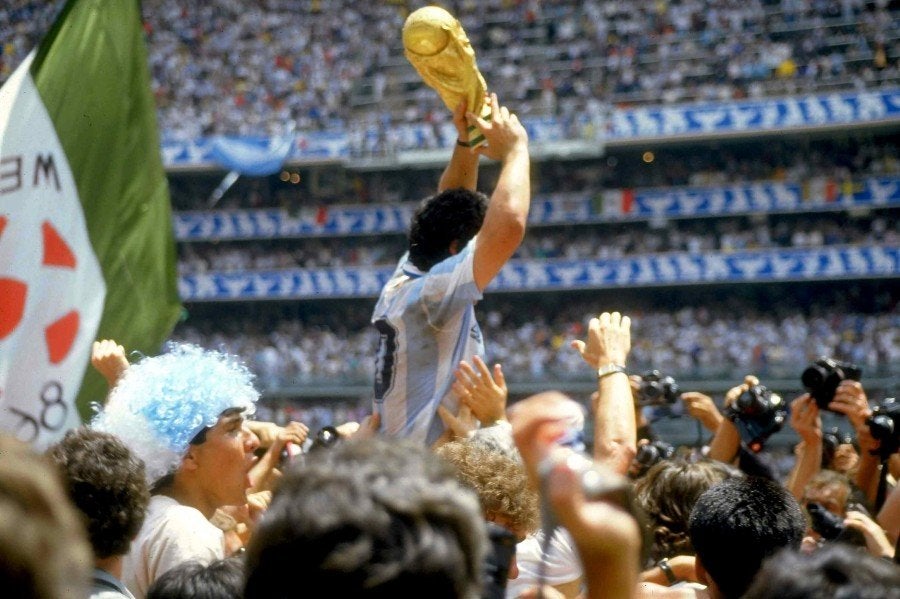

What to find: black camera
left=806, top=501, right=846, bottom=541
left=724, top=384, right=787, bottom=451
left=482, top=522, right=517, bottom=599
left=637, top=370, right=680, bottom=407
left=307, top=426, right=342, bottom=453
left=629, top=440, right=676, bottom=479
left=801, top=357, right=861, bottom=410
left=821, top=426, right=853, bottom=468
left=865, top=397, right=900, bottom=461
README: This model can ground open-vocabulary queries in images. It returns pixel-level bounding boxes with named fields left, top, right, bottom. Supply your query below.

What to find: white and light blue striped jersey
left=371, top=239, right=484, bottom=445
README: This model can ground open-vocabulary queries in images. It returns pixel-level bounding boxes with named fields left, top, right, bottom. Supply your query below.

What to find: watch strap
left=597, top=363, right=626, bottom=379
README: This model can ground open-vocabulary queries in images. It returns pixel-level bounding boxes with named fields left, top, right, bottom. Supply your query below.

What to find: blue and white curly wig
left=91, top=342, right=258, bottom=486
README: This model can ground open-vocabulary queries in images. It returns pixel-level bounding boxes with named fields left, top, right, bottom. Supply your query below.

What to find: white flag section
left=0, top=53, right=106, bottom=449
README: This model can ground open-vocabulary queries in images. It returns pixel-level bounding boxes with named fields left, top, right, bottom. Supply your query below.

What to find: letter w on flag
left=0, top=0, right=181, bottom=448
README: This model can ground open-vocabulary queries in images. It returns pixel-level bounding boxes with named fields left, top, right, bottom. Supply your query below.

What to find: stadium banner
left=163, top=131, right=350, bottom=168
left=173, top=177, right=900, bottom=241
left=159, top=89, right=900, bottom=167
left=0, top=0, right=181, bottom=448
left=608, top=89, right=900, bottom=140
left=175, top=204, right=415, bottom=240
left=179, top=246, right=899, bottom=301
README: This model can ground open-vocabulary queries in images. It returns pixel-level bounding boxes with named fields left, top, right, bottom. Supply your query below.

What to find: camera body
left=482, top=522, right=517, bottom=599
left=723, top=384, right=787, bottom=451
left=865, top=397, right=900, bottom=460
left=308, top=426, right=341, bottom=453
left=821, top=426, right=853, bottom=467
left=806, top=501, right=846, bottom=541
left=629, top=440, right=676, bottom=479
left=801, top=357, right=862, bottom=410
left=637, top=370, right=680, bottom=407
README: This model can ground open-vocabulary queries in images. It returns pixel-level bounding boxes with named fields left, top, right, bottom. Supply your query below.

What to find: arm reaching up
left=571, top=311, right=636, bottom=475
left=91, top=339, right=130, bottom=390
left=437, top=99, right=482, bottom=192
left=470, top=93, right=530, bottom=291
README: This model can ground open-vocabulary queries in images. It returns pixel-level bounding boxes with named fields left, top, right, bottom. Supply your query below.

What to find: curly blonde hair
left=436, top=439, right=540, bottom=535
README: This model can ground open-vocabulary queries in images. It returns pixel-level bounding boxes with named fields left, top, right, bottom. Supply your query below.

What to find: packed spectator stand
left=3, top=0, right=899, bottom=143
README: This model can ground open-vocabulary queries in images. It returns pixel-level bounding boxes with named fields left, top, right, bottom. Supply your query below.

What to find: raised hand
left=435, top=402, right=478, bottom=442
left=790, top=394, right=822, bottom=443
left=452, top=355, right=507, bottom=425
left=828, top=380, right=871, bottom=430
left=681, top=391, right=723, bottom=432
left=467, top=92, right=527, bottom=162
left=570, top=311, right=631, bottom=369
left=844, top=509, right=895, bottom=558
left=91, top=339, right=130, bottom=389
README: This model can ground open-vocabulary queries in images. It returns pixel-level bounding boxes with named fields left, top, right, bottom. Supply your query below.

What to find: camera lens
left=801, top=364, right=826, bottom=390
left=737, top=386, right=768, bottom=415
left=868, top=414, right=895, bottom=441
left=642, top=382, right=662, bottom=398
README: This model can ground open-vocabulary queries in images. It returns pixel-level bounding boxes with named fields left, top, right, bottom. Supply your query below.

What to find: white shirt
left=505, top=528, right=583, bottom=598
left=122, top=495, right=224, bottom=599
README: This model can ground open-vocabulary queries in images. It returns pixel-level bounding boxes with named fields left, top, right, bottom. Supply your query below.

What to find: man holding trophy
left=371, top=6, right=531, bottom=446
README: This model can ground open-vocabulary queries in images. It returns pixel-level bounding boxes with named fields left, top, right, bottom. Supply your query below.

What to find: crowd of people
left=172, top=297, right=899, bottom=391
left=5, top=309, right=900, bottom=599
left=3, top=3, right=899, bottom=597
left=176, top=211, right=896, bottom=275
left=3, top=0, right=898, bottom=144
left=164, top=134, right=899, bottom=211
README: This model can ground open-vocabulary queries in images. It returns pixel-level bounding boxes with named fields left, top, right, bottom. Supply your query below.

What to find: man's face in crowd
left=190, top=409, right=260, bottom=508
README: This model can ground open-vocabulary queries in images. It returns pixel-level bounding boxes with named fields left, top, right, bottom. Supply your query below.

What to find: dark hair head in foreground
left=688, top=476, right=806, bottom=599
left=147, top=557, right=244, bottom=599
left=0, top=434, right=92, bottom=599
left=742, top=542, right=900, bottom=599
left=244, top=437, right=487, bottom=599
left=47, top=427, right=149, bottom=559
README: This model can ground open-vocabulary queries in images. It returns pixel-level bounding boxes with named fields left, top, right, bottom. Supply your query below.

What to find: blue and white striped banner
left=179, top=246, right=899, bottom=301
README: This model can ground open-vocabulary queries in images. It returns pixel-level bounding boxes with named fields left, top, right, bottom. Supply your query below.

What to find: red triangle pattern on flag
left=45, top=310, right=80, bottom=364
left=42, top=221, right=77, bottom=268
left=0, top=278, right=27, bottom=340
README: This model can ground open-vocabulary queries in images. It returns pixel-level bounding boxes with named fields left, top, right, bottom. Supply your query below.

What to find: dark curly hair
left=634, top=458, right=739, bottom=565
left=47, top=427, right=149, bottom=559
left=407, top=187, right=488, bottom=271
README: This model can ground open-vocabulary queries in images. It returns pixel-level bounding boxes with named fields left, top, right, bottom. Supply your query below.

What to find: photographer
left=706, top=376, right=755, bottom=466
left=680, top=392, right=724, bottom=436
left=785, top=394, right=824, bottom=503
left=707, top=375, right=784, bottom=481
left=828, top=380, right=888, bottom=508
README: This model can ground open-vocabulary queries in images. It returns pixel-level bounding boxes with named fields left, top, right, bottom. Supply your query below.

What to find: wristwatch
left=596, top=363, right=626, bottom=380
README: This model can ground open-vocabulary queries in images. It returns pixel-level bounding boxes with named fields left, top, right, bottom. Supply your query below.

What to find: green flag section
left=0, top=0, right=181, bottom=449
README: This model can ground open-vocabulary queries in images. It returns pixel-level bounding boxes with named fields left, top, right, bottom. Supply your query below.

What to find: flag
left=0, top=0, right=181, bottom=449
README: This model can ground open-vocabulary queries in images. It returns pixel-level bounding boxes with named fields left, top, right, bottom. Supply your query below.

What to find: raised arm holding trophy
left=372, top=6, right=531, bottom=447
left=403, top=5, right=492, bottom=147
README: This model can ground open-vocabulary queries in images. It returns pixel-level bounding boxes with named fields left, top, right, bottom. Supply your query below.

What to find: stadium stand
left=3, top=0, right=898, bottom=432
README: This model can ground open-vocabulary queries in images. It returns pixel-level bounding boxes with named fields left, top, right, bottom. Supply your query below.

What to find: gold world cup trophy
left=402, top=6, right=492, bottom=147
